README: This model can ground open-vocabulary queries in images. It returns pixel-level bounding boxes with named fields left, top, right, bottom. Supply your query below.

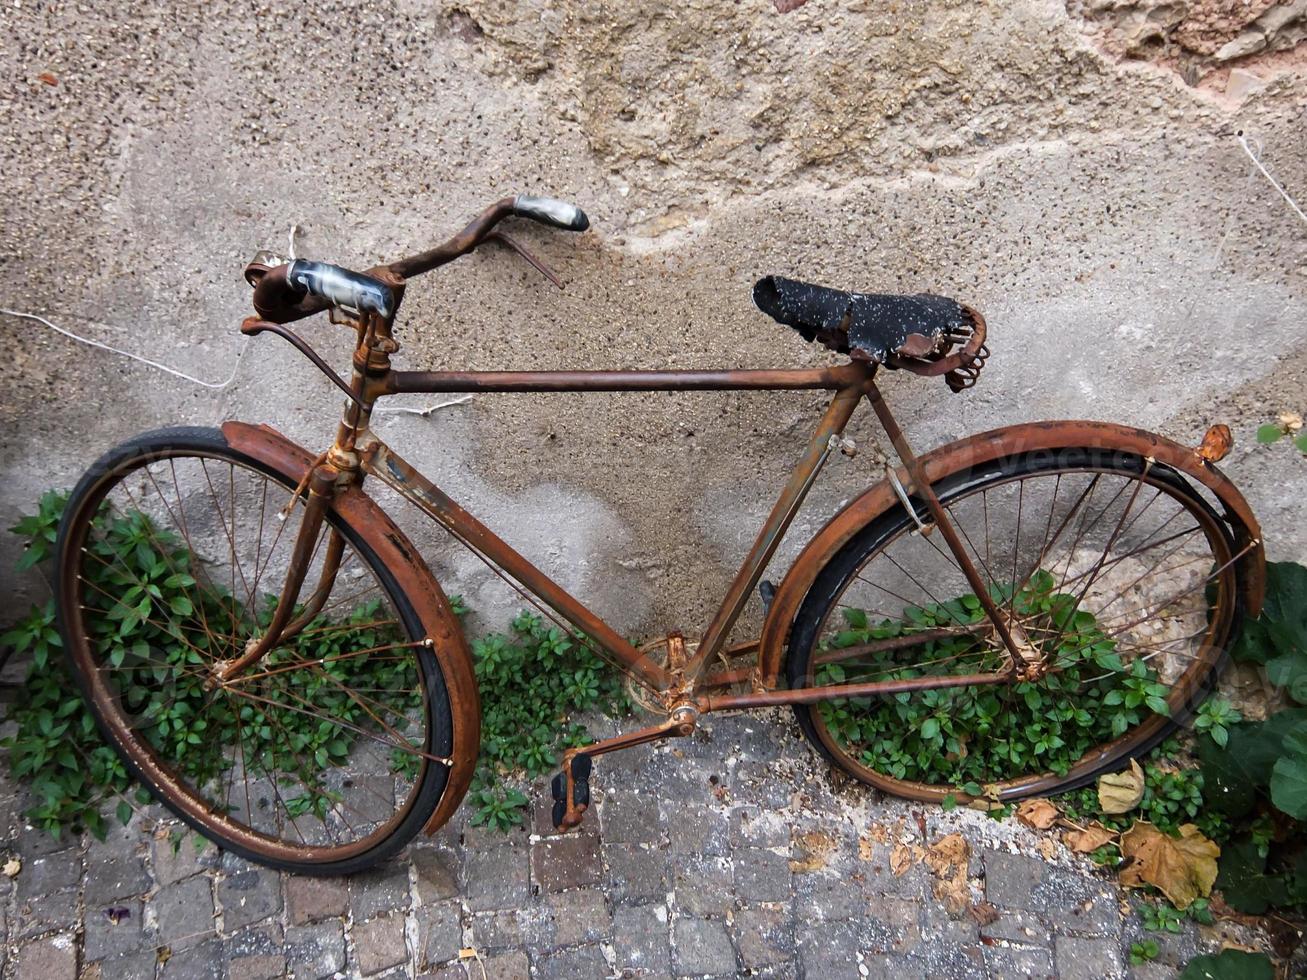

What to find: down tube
left=357, top=438, right=676, bottom=693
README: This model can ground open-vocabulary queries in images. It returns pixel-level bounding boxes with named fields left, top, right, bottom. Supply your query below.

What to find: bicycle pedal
left=550, top=752, right=592, bottom=831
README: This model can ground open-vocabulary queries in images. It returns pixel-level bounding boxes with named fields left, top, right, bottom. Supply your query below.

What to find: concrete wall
left=2, top=1, right=1304, bottom=638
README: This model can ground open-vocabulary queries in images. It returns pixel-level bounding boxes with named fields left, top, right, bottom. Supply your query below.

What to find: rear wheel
left=56, top=427, right=453, bottom=874
left=786, top=446, right=1242, bottom=802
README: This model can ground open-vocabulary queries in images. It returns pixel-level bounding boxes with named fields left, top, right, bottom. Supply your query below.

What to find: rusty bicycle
left=54, top=194, right=1264, bottom=874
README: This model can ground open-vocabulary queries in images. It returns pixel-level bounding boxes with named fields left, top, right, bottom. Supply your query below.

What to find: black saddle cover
left=753, top=275, right=969, bottom=363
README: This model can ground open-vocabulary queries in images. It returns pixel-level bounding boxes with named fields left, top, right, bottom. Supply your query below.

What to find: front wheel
left=786, top=445, right=1242, bottom=802
left=56, top=427, right=454, bottom=875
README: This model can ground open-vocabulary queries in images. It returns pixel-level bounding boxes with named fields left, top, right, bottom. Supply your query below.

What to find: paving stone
left=480, top=950, right=530, bottom=980
left=226, top=923, right=285, bottom=980
left=159, top=938, right=224, bottom=979
left=603, top=842, right=669, bottom=904
left=794, top=870, right=866, bottom=919
left=733, top=761, right=795, bottom=808
left=85, top=851, right=151, bottom=904
left=14, top=932, right=77, bottom=980
left=16, top=851, right=81, bottom=900
left=151, top=833, right=219, bottom=887
left=795, top=918, right=864, bottom=980
left=464, top=845, right=529, bottom=911
left=286, top=874, right=349, bottom=925
left=670, top=854, right=733, bottom=918
left=286, top=920, right=347, bottom=980
left=662, top=801, right=729, bottom=855
left=533, top=943, right=609, bottom=980
left=921, top=898, right=979, bottom=945
left=350, top=860, right=411, bottom=921
left=539, top=888, right=611, bottom=947
left=733, top=847, right=791, bottom=903
left=599, top=790, right=664, bottom=843
left=981, top=907, right=1052, bottom=946
left=865, top=894, right=923, bottom=955
left=611, top=904, right=670, bottom=974
left=218, top=868, right=282, bottom=931
left=983, top=849, right=1049, bottom=908
left=14, top=887, right=79, bottom=939
left=354, top=911, right=408, bottom=976
left=986, top=944, right=1056, bottom=980
left=734, top=905, right=794, bottom=971
left=862, top=843, right=928, bottom=899
left=469, top=909, right=523, bottom=949
left=97, top=948, right=159, bottom=980
left=672, top=916, right=738, bottom=977
left=1058, top=886, right=1121, bottom=938
left=728, top=805, right=790, bottom=848
left=416, top=900, right=462, bottom=970
left=1056, top=935, right=1126, bottom=980
left=83, top=899, right=146, bottom=961
left=228, top=952, right=287, bottom=980
left=412, top=845, right=461, bottom=902
left=153, top=875, right=216, bottom=950
left=14, top=830, right=70, bottom=860
left=904, top=941, right=988, bottom=979
left=530, top=832, right=603, bottom=892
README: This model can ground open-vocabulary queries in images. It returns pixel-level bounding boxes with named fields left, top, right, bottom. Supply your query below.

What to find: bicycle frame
left=361, top=363, right=878, bottom=699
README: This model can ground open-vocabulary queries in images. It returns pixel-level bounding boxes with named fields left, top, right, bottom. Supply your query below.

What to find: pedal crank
left=549, top=705, right=699, bottom=832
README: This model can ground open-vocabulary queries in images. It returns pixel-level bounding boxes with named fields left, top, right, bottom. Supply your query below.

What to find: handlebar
left=246, top=193, right=590, bottom=324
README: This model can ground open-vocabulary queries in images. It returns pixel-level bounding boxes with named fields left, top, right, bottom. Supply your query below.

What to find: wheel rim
left=800, top=457, right=1238, bottom=800
left=60, top=449, right=442, bottom=863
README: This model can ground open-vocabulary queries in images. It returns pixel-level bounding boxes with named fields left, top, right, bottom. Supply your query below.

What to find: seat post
left=864, top=383, right=1028, bottom=672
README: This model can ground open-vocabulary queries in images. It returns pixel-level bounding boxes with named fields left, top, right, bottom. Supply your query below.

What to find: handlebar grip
left=286, top=260, right=395, bottom=319
left=511, top=194, right=590, bottom=232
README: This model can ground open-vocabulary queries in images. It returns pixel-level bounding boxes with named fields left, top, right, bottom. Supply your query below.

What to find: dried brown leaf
left=1037, top=837, right=1059, bottom=860
left=2, top=857, right=19, bottom=877
left=1016, top=798, right=1060, bottom=831
left=925, top=834, right=972, bottom=916
left=1097, top=760, right=1145, bottom=814
left=857, top=836, right=873, bottom=861
left=889, top=843, right=915, bottom=876
left=968, top=901, right=1000, bottom=926
left=1119, top=822, right=1220, bottom=910
left=1064, top=822, right=1118, bottom=854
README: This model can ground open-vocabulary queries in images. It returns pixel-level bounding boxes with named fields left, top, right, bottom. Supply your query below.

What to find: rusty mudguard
left=757, top=421, right=1267, bottom=688
left=221, top=421, right=480, bottom=835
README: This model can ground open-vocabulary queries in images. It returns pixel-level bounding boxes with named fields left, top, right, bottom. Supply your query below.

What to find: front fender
left=757, top=421, right=1266, bottom=688
left=221, top=422, right=480, bottom=834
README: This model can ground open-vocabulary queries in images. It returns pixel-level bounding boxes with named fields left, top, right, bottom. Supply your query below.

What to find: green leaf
left=1296, top=432, right=1307, bottom=455
left=920, top=718, right=940, bottom=740
left=1214, top=837, right=1289, bottom=914
left=1255, top=423, right=1284, bottom=445
left=116, top=800, right=132, bottom=826
left=1269, top=722, right=1307, bottom=819
left=1177, top=949, right=1273, bottom=980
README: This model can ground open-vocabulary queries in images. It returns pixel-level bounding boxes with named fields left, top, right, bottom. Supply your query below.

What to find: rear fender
left=757, top=421, right=1266, bottom=688
left=220, top=422, right=480, bottom=834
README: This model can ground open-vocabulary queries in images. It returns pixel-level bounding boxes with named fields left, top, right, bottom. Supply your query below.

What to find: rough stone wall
left=1, top=1, right=1304, bottom=638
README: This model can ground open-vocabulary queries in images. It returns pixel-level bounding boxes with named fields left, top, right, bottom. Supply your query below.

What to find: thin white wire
left=0, top=308, right=248, bottom=389
left=1237, top=131, right=1307, bottom=226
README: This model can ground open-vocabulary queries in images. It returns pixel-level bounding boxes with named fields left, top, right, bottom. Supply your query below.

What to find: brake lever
left=485, top=231, right=564, bottom=290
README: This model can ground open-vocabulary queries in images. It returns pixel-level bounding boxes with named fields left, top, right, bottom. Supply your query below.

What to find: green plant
left=815, top=569, right=1172, bottom=787
left=466, top=611, right=627, bottom=830
left=1177, top=948, right=1273, bottom=980
left=1129, top=940, right=1160, bottom=964
left=1197, top=561, right=1307, bottom=915
left=1194, top=697, right=1242, bottom=748
left=0, top=492, right=478, bottom=840
left=1255, top=415, right=1307, bottom=455
left=1137, top=896, right=1212, bottom=934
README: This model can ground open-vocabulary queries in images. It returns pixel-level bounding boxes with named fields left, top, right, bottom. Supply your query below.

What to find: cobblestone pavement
left=0, top=710, right=1265, bottom=979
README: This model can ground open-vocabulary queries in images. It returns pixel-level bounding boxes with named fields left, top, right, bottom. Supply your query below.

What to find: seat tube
left=864, top=383, right=1027, bottom=668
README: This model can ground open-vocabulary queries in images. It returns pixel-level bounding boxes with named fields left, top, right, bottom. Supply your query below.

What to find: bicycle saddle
left=752, top=275, right=971, bottom=364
